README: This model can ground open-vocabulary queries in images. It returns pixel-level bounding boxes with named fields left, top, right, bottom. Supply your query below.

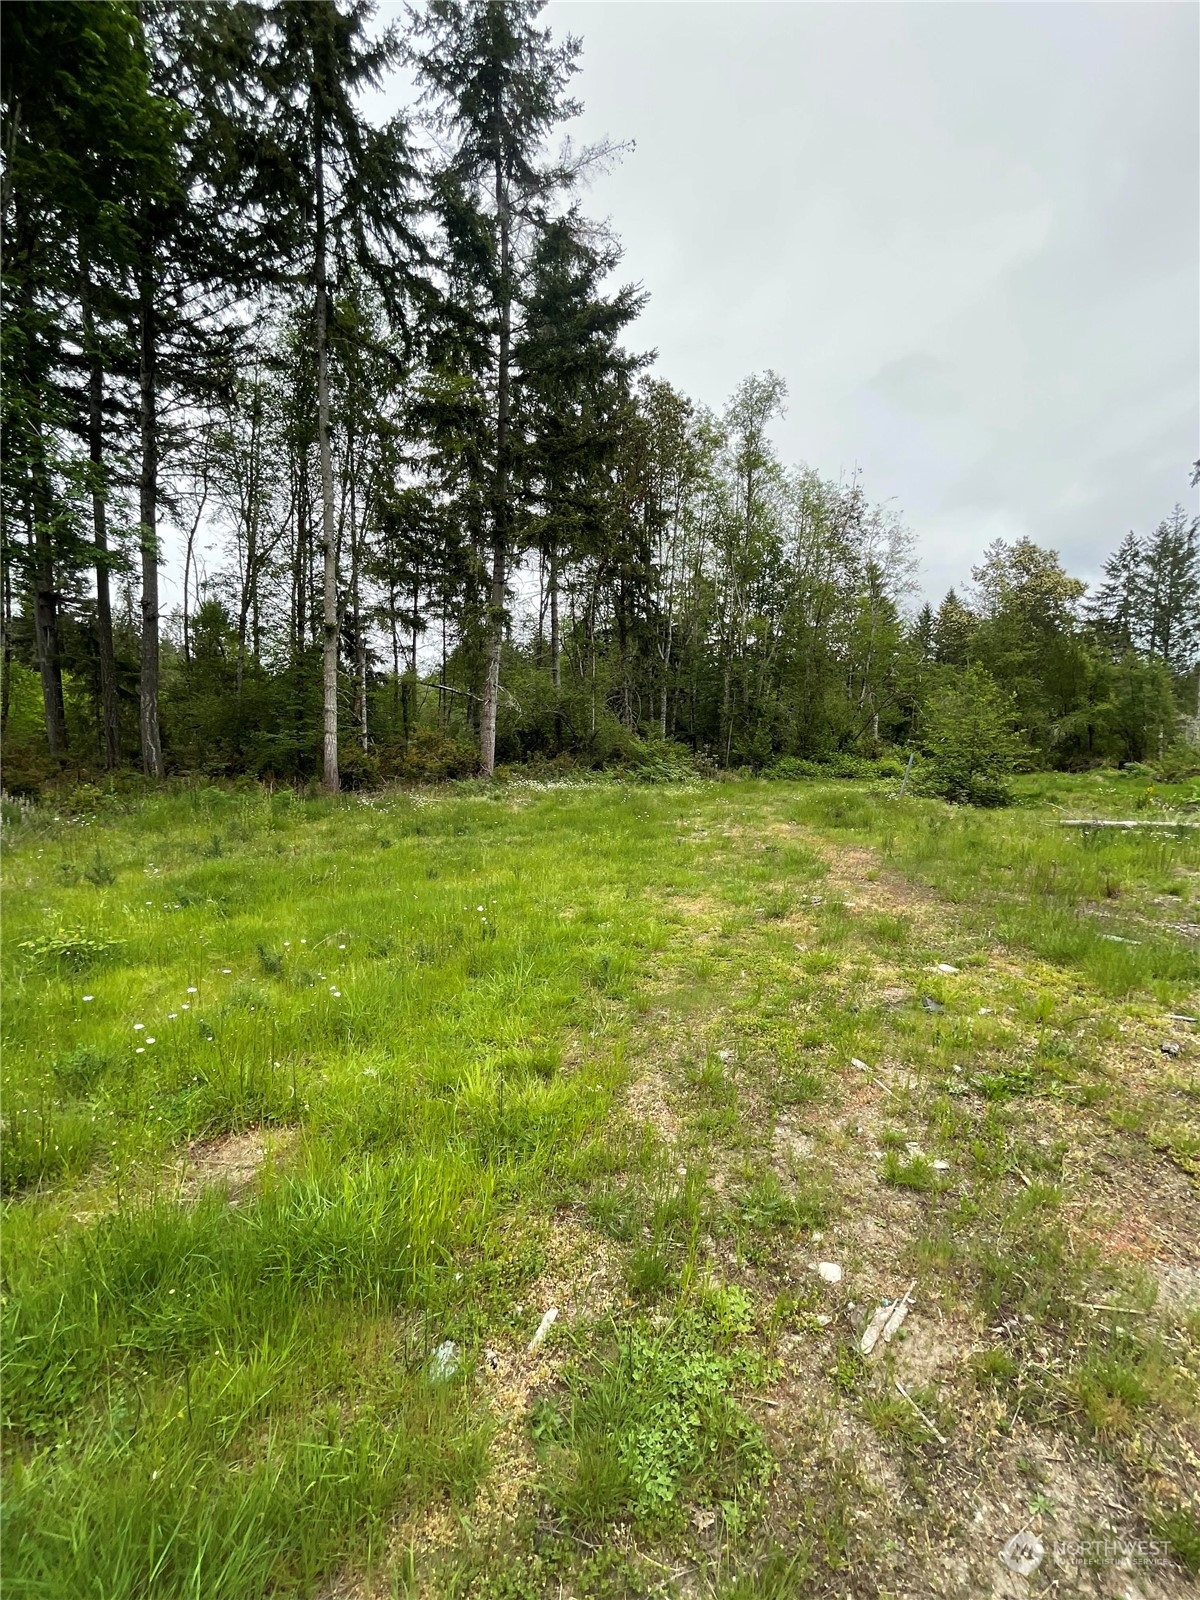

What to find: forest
left=3, top=0, right=1199, bottom=797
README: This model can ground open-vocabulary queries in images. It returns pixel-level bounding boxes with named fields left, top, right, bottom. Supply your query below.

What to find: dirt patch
left=802, top=837, right=941, bottom=922
left=1072, top=1127, right=1200, bottom=1284
left=625, top=1062, right=683, bottom=1147
left=938, top=1430, right=1198, bottom=1600
left=888, top=1312, right=973, bottom=1390
left=1152, top=1263, right=1200, bottom=1314
left=175, top=1126, right=297, bottom=1203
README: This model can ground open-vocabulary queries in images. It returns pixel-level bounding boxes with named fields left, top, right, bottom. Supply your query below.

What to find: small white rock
left=850, top=1058, right=870, bottom=1072
left=528, top=1307, right=559, bottom=1351
left=935, top=963, right=959, bottom=974
left=817, top=1261, right=843, bottom=1284
left=429, top=1340, right=459, bottom=1380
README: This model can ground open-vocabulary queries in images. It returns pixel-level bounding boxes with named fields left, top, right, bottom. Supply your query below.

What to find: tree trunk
left=294, top=458, right=308, bottom=655
left=181, top=468, right=208, bottom=670
left=549, top=538, right=560, bottom=690
left=347, top=439, right=368, bottom=751
left=0, top=538, right=11, bottom=739
left=138, top=273, right=164, bottom=778
left=80, top=263, right=120, bottom=768
left=315, top=117, right=339, bottom=793
left=30, top=438, right=69, bottom=758
left=480, top=116, right=510, bottom=779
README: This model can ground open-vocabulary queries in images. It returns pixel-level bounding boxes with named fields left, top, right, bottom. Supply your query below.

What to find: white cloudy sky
left=374, top=0, right=1198, bottom=605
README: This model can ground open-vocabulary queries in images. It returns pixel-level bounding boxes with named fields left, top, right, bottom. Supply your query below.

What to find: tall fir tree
left=931, top=590, right=974, bottom=666
left=260, top=0, right=424, bottom=791
left=410, top=0, right=599, bottom=775
left=1142, top=505, right=1200, bottom=674
left=1086, top=529, right=1146, bottom=655
left=514, top=213, right=644, bottom=692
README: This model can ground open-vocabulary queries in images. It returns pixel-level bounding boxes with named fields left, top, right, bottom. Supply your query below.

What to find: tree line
left=3, top=0, right=1198, bottom=794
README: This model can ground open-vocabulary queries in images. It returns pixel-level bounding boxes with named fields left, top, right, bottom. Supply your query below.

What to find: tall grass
left=4, top=772, right=1198, bottom=1594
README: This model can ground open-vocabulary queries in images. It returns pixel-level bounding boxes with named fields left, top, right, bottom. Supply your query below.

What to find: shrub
left=336, top=744, right=381, bottom=791
left=765, top=757, right=824, bottom=780
left=919, top=665, right=1024, bottom=806
left=764, top=753, right=906, bottom=782
left=19, top=924, right=123, bottom=972
left=1153, top=743, right=1200, bottom=784
left=625, top=740, right=709, bottom=784
left=379, top=729, right=479, bottom=784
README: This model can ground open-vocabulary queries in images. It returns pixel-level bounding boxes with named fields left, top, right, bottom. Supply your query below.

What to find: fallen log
left=1059, top=818, right=1200, bottom=830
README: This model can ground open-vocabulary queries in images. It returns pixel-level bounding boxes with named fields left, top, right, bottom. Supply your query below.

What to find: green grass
left=3, top=773, right=1199, bottom=1596
left=535, top=1286, right=774, bottom=1534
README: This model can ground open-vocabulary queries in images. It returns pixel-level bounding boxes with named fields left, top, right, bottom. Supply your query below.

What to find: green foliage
left=880, top=1149, right=939, bottom=1191
left=919, top=664, right=1023, bottom=806
left=733, top=1170, right=827, bottom=1233
left=765, top=754, right=904, bottom=782
left=6, top=697, right=1200, bottom=1593
left=538, top=1287, right=774, bottom=1532
left=1151, top=1508, right=1200, bottom=1576
left=83, top=852, right=117, bottom=886
left=1, top=1103, right=102, bottom=1193
left=18, top=923, right=122, bottom=971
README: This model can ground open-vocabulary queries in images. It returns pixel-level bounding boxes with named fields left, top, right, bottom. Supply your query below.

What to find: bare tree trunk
left=236, top=380, right=264, bottom=700
left=440, top=605, right=447, bottom=728
left=138, top=274, right=164, bottom=778
left=181, top=465, right=208, bottom=670
left=480, top=115, right=511, bottom=779
left=79, top=264, right=120, bottom=768
left=347, top=437, right=368, bottom=751
left=1, top=534, right=12, bottom=738
left=549, top=537, right=560, bottom=690
left=387, top=578, right=401, bottom=734
left=315, top=119, right=339, bottom=793
left=294, top=460, right=308, bottom=655
left=30, top=437, right=69, bottom=758
left=481, top=536, right=505, bottom=774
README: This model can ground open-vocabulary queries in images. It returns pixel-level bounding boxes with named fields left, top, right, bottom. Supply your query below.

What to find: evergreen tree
left=1, top=1, right=178, bottom=763
left=1142, top=505, right=1200, bottom=674
left=410, top=0, right=603, bottom=776
left=514, top=214, right=644, bottom=693
left=931, top=589, right=975, bottom=666
left=261, top=0, right=424, bottom=791
left=921, top=662, right=1023, bottom=806
left=1086, top=529, right=1146, bottom=655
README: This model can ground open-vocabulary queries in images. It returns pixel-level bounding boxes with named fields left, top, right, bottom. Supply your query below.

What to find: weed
left=970, top=1348, right=1019, bottom=1388
left=881, top=1149, right=938, bottom=1191
left=624, top=1246, right=674, bottom=1300
left=82, top=852, right=116, bottom=886
left=18, top=924, right=122, bottom=971
left=256, top=942, right=284, bottom=976
left=734, top=1170, right=826, bottom=1234
left=4, top=775, right=1199, bottom=1596
left=540, top=1288, right=773, bottom=1533
left=52, top=1045, right=111, bottom=1097
left=1151, top=1509, right=1200, bottom=1575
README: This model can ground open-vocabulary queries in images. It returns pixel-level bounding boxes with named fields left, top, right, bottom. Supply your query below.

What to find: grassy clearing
left=3, top=774, right=1199, bottom=1597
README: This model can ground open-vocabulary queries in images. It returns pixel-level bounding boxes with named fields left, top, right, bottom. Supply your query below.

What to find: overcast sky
left=375, top=0, right=1198, bottom=606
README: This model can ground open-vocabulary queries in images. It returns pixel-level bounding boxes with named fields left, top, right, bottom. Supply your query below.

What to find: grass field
left=3, top=769, right=1199, bottom=1598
